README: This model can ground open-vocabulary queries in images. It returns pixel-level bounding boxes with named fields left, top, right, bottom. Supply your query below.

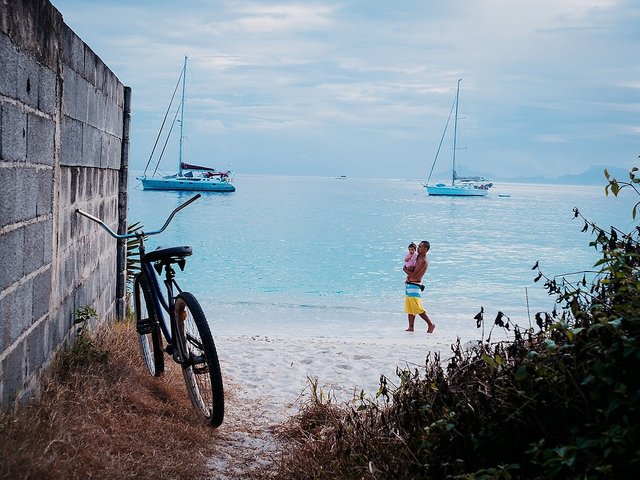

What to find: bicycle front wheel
left=133, top=273, right=164, bottom=377
left=175, top=292, right=224, bottom=427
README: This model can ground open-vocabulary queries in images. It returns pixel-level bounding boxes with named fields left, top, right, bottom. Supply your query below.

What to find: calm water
left=127, top=174, right=636, bottom=345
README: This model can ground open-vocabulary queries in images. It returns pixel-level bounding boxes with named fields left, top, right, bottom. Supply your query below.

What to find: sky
left=50, top=0, right=640, bottom=180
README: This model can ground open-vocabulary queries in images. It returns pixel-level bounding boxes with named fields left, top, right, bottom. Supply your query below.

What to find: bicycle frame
left=76, top=194, right=201, bottom=364
left=137, top=238, right=184, bottom=361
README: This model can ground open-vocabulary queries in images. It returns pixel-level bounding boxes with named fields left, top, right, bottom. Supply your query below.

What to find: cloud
left=51, top=0, right=640, bottom=178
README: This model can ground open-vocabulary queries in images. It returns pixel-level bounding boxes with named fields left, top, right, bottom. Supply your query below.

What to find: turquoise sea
left=128, top=174, right=636, bottom=346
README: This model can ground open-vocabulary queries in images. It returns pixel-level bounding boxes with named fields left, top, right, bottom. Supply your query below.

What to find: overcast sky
left=50, top=0, right=639, bottom=179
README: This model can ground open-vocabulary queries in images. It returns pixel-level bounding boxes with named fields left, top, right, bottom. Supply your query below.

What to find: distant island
left=498, top=165, right=630, bottom=186
left=432, top=165, right=630, bottom=186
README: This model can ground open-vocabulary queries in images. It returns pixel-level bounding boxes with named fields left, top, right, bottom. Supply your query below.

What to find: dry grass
left=0, top=322, right=221, bottom=480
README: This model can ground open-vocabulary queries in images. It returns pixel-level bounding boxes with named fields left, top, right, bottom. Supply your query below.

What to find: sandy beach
left=206, top=332, right=454, bottom=477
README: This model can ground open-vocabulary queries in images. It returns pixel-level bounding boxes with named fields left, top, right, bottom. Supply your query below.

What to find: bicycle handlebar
left=76, top=194, right=201, bottom=240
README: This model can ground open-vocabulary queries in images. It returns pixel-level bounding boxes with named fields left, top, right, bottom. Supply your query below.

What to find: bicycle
left=76, top=194, right=224, bottom=427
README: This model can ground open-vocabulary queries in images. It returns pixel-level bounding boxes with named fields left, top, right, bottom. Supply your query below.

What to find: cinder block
left=82, top=124, right=101, bottom=168
left=96, top=90, right=106, bottom=131
left=61, top=24, right=84, bottom=73
left=102, top=134, right=121, bottom=169
left=0, top=103, right=27, bottom=163
left=0, top=166, right=18, bottom=228
left=0, top=227, right=24, bottom=290
left=62, top=68, right=88, bottom=123
left=84, top=46, right=97, bottom=87
left=57, top=207, right=71, bottom=252
left=64, top=165, right=78, bottom=204
left=27, top=113, right=54, bottom=166
left=0, top=342, right=24, bottom=405
left=61, top=66, right=78, bottom=118
left=102, top=99, right=113, bottom=136
left=116, top=83, right=125, bottom=109
left=75, top=75, right=89, bottom=123
left=10, top=280, right=33, bottom=343
left=42, top=218, right=53, bottom=266
left=17, top=52, right=40, bottom=109
left=102, top=68, right=114, bottom=101
left=26, top=320, right=46, bottom=379
left=32, top=268, right=52, bottom=321
left=0, top=300, right=7, bottom=351
left=0, top=34, right=18, bottom=98
left=87, top=85, right=102, bottom=129
left=36, top=168, right=54, bottom=217
left=60, top=115, right=82, bottom=166
left=52, top=257, right=67, bottom=309
left=43, top=314, right=59, bottom=361
left=23, top=221, right=46, bottom=273
left=94, top=59, right=105, bottom=92
left=15, top=166, right=38, bottom=221
left=38, top=65, right=57, bottom=115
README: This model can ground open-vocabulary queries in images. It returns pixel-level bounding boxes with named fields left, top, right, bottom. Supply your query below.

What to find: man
left=403, top=240, right=435, bottom=333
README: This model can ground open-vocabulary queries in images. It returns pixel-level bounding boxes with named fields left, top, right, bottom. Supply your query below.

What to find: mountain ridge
left=430, top=165, right=631, bottom=186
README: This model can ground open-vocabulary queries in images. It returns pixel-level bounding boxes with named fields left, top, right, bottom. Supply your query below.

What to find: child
left=404, top=242, right=417, bottom=269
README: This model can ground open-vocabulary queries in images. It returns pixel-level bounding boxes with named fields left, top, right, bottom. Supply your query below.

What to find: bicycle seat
left=143, top=245, right=192, bottom=263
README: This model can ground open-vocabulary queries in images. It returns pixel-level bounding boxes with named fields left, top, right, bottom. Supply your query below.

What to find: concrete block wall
left=0, top=0, right=130, bottom=408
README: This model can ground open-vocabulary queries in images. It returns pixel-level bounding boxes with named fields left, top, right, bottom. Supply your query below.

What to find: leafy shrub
left=55, top=306, right=108, bottom=375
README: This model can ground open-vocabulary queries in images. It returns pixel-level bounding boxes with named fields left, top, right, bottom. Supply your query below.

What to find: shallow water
left=128, top=174, right=635, bottom=345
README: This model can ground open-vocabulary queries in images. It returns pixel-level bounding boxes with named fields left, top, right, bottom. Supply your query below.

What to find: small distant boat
left=424, top=79, right=492, bottom=197
left=138, top=57, right=235, bottom=192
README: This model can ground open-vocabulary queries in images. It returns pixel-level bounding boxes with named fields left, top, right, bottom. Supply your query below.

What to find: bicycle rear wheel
left=133, top=273, right=164, bottom=376
left=175, top=292, right=224, bottom=427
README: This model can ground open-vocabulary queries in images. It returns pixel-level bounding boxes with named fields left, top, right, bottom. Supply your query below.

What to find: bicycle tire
left=175, top=292, right=224, bottom=427
left=133, top=273, right=165, bottom=376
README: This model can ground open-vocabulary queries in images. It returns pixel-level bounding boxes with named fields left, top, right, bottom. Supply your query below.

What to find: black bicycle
left=76, top=194, right=224, bottom=427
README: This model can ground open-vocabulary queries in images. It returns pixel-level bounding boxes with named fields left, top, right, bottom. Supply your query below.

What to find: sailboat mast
left=452, top=78, right=461, bottom=186
left=178, top=56, right=187, bottom=177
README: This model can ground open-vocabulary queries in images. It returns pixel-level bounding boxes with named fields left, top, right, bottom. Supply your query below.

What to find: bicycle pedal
left=136, top=318, right=156, bottom=335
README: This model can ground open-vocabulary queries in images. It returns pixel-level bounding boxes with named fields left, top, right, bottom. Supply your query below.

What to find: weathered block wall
left=0, top=0, right=130, bottom=408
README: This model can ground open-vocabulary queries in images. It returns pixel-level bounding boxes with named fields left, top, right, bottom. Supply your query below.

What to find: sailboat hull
left=425, top=184, right=487, bottom=197
left=140, top=176, right=236, bottom=192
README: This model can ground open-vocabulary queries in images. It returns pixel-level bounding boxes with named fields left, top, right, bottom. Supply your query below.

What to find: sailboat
left=424, top=79, right=492, bottom=197
left=138, top=57, right=236, bottom=192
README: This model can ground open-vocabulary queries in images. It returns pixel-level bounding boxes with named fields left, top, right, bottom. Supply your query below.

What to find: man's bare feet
left=427, top=324, right=435, bottom=333
left=405, top=328, right=414, bottom=332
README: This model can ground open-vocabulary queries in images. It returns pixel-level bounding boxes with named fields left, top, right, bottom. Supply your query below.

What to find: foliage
left=126, top=222, right=144, bottom=286
left=55, top=306, right=108, bottom=374
left=605, top=165, right=639, bottom=219
left=276, top=165, right=640, bottom=479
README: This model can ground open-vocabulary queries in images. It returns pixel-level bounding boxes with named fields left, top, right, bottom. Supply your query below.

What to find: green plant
left=605, top=164, right=639, bottom=219
left=126, top=222, right=144, bottom=287
left=56, top=307, right=109, bottom=373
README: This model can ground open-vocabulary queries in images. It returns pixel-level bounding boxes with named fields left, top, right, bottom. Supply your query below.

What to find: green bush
left=54, top=306, right=109, bottom=376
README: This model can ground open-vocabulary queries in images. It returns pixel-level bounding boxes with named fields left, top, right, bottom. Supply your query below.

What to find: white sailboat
left=138, top=57, right=235, bottom=192
left=424, top=79, right=492, bottom=197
